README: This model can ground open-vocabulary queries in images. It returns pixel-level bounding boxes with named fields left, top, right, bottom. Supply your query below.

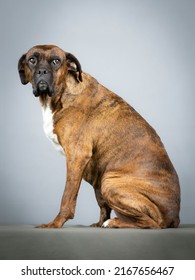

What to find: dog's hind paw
left=102, top=219, right=112, bottom=228
left=102, top=218, right=126, bottom=228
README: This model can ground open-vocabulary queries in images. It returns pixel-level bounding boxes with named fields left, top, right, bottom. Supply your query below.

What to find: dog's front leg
left=36, top=151, right=92, bottom=229
left=91, top=188, right=111, bottom=227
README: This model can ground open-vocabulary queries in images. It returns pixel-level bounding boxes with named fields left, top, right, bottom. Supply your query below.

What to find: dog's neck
left=39, top=88, right=63, bottom=112
left=39, top=72, right=93, bottom=112
left=65, top=73, right=88, bottom=96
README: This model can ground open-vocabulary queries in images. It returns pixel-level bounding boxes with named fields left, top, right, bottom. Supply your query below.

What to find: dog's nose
left=35, top=67, right=52, bottom=84
left=36, top=68, right=49, bottom=76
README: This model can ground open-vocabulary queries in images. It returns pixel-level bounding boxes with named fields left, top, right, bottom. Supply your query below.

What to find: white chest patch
left=42, top=105, right=65, bottom=155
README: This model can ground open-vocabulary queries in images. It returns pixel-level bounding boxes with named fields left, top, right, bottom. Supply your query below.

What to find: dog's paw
left=102, top=219, right=112, bottom=228
left=35, top=222, right=62, bottom=229
left=90, top=222, right=101, bottom=227
left=102, top=218, right=121, bottom=228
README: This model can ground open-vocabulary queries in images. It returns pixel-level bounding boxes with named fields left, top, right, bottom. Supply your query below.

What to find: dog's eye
left=51, top=58, right=61, bottom=66
left=28, top=57, right=37, bottom=65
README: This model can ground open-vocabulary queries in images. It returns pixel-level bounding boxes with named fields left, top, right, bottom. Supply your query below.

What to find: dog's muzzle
left=33, top=81, right=53, bottom=97
left=38, top=80, right=48, bottom=91
left=33, top=68, right=53, bottom=97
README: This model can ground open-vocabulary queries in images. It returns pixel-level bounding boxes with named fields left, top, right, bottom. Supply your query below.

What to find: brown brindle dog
left=18, top=45, right=180, bottom=229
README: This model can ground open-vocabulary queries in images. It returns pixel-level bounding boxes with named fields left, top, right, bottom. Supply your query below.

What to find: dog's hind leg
left=102, top=213, right=161, bottom=229
left=101, top=178, right=166, bottom=229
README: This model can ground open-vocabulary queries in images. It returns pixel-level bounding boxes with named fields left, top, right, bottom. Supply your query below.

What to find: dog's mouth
left=38, top=80, right=48, bottom=91
left=33, top=80, right=53, bottom=97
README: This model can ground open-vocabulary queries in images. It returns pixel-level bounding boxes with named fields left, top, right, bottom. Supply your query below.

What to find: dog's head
left=18, top=45, right=82, bottom=97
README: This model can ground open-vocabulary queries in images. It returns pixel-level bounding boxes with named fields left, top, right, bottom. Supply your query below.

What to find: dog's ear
left=18, top=54, right=29, bottom=85
left=66, top=53, right=82, bottom=82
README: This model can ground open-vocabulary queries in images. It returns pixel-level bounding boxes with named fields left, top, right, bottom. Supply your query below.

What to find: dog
left=18, top=45, right=180, bottom=229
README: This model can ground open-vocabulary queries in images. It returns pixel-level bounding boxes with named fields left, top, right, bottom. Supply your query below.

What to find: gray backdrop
left=0, top=0, right=194, bottom=226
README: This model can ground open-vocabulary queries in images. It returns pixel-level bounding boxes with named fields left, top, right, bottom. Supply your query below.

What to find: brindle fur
left=18, top=45, right=180, bottom=228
